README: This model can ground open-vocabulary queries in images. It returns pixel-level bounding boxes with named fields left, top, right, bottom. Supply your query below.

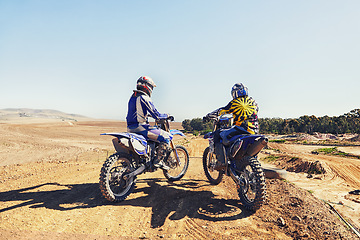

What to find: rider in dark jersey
left=204, top=83, right=259, bottom=170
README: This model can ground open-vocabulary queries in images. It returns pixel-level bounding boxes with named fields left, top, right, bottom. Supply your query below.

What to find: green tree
left=185, top=108, right=360, bottom=135
left=181, top=118, right=213, bottom=135
left=181, top=119, right=192, bottom=132
left=190, top=118, right=204, bottom=131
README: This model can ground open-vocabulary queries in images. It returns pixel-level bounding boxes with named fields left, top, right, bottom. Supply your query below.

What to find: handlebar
left=155, top=115, right=174, bottom=132
left=156, top=115, right=174, bottom=125
left=203, top=114, right=233, bottom=123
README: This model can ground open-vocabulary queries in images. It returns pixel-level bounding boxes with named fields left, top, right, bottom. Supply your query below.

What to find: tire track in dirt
left=184, top=218, right=209, bottom=239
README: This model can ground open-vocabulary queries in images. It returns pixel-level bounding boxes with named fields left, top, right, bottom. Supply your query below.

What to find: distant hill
left=0, top=108, right=90, bottom=121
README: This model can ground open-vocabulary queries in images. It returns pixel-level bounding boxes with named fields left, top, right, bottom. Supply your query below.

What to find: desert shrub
left=264, top=155, right=280, bottom=162
left=316, top=147, right=338, bottom=154
left=182, top=118, right=213, bottom=136
left=311, top=147, right=360, bottom=159
left=269, top=139, right=286, bottom=143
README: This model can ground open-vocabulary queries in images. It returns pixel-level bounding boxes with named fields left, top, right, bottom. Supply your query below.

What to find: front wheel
left=99, top=153, right=136, bottom=202
left=163, top=145, right=189, bottom=181
left=202, top=147, right=224, bottom=185
left=237, top=156, right=266, bottom=211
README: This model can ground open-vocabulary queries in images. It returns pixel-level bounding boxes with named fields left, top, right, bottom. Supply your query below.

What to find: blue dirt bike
left=203, top=114, right=267, bottom=211
left=99, top=116, right=189, bottom=202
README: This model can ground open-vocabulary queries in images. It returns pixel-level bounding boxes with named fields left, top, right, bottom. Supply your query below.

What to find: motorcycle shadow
left=121, top=178, right=253, bottom=228
left=0, top=179, right=253, bottom=228
left=0, top=182, right=103, bottom=212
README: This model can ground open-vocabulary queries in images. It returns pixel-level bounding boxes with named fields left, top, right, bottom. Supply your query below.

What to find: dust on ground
left=0, top=121, right=359, bottom=239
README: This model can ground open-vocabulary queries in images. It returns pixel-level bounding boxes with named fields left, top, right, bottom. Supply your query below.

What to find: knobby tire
left=99, top=152, right=136, bottom=202
left=237, top=156, right=266, bottom=211
left=163, top=145, right=189, bottom=181
left=202, top=147, right=224, bottom=185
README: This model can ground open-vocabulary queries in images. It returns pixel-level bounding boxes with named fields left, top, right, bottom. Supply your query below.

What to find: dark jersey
left=207, top=96, right=259, bottom=134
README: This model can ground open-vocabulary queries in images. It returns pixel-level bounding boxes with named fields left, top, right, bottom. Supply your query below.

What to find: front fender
left=170, top=129, right=185, bottom=137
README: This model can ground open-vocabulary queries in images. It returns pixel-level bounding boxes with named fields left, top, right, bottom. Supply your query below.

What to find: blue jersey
left=126, top=90, right=168, bottom=128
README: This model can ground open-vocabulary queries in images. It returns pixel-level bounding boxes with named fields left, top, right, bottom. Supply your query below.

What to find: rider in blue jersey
left=126, top=76, right=173, bottom=169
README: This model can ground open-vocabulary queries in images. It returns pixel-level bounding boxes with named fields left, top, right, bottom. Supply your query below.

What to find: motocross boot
left=153, top=142, right=171, bottom=170
left=214, top=143, right=226, bottom=171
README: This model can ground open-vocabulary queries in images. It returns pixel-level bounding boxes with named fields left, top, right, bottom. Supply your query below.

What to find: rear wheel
left=163, top=145, right=189, bottom=181
left=202, top=147, right=224, bottom=185
left=99, top=153, right=136, bottom=202
left=237, top=156, right=266, bottom=211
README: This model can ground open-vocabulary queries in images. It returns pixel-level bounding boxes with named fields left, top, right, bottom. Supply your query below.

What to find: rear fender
left=233, top=135, right=268, bottom=158
left=112, top=138, right=130, bottom=154
left=101, top=132, right=145, bottom=141
left=101, top=132, right=148, bottom=155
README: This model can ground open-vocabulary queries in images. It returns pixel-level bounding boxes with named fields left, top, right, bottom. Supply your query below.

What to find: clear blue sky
left=1, top=1, right=359, bottom=121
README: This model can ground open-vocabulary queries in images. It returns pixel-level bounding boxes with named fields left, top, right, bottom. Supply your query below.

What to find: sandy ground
left=338, top=146, right=360, bottom=155
left=0, top=120, right=359, bottom=239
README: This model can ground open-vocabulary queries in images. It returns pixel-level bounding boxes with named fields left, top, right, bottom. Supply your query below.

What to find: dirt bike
left=99, top=116, right=189, bottom=202
left=203, top=114, right=267, bottom=211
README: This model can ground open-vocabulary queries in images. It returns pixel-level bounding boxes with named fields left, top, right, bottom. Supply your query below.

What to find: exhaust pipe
left=246, top=137, right=268, bottom=156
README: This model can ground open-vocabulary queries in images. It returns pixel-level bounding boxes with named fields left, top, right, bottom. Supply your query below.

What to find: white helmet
left=136, top=76, right=156, bottom=96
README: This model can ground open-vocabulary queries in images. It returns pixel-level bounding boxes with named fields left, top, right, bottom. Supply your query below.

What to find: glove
left=168, top=115, right=175, bottom=121
left=203, top=116, right=210, bottom=123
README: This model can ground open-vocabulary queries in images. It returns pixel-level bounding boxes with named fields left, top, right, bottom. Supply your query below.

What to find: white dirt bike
left=99, top=117, right=189, bottom=202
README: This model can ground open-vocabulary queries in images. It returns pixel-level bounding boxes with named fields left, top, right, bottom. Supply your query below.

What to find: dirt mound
left=297, top=134, right=322, bottom=141
left=312, top=132, right=338, bottom=140
left=345, top=191, right=360, bottom=204
left=290, top=159, right=326, bottom=175
left=257, top=179, right=356, bottom=239
left=349, top=134, right=360, bottom=142
left=263, top=155, right=326, bottom=175
left=268, top=133, right=358, bottom=143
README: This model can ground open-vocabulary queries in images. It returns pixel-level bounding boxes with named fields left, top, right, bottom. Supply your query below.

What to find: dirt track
left=0, top=120, right=359, bottom=239
left=266, top=142, right=360, bottom=229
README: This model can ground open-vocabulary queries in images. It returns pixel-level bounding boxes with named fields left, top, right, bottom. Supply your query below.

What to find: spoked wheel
left=237, top=156, right=266, bottom=211
left=99, top=153, right=136, bottom=202
left=163, top=145, right=189, bottom=181
left=202, top=147, right=224, bottom=185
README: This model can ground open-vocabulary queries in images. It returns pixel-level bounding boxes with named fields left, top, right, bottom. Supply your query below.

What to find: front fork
left=212, top=136, right=231, bottom=172
left=207, top=138, right=217, bottom=170
left=169, top=140, right=181, bottom=166
left=208, top=139, right=229, bottom=172
left=163, top=122, right=181, bottom=167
